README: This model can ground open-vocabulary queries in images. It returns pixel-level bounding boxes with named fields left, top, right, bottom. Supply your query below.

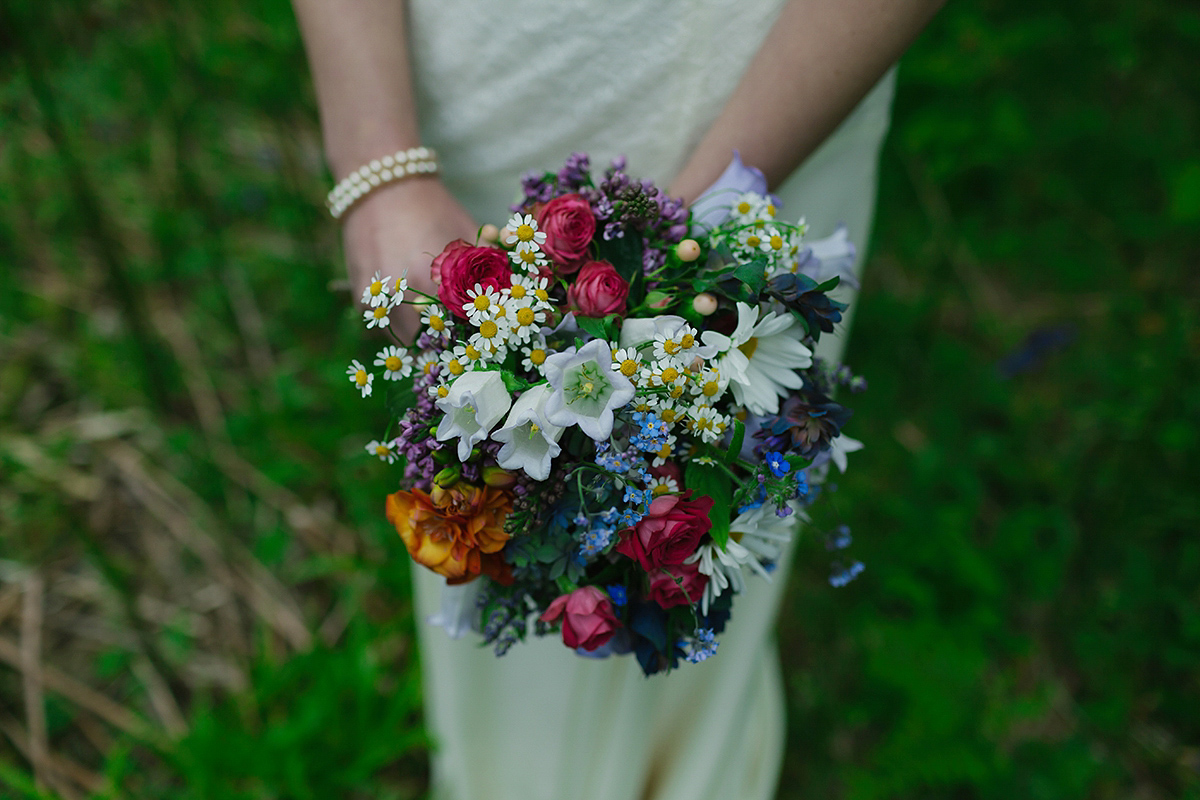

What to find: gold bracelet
left=327, top=146, right=439, bottom=220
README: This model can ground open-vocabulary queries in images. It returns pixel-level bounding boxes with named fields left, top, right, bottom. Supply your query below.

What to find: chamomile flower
left=362, top=303, right=392, bottom=329
left=464, top=283, right=504, bottom=324
left=504, top=213, right=547, bottom=249
left=690, top=367, right=728, bottom=402
left=757, top=226, right=790, bottom=257
left=649, top=433, right=678, bottom=467
left=439, top=349, right=469, bottom=377
left=521, top=338, right=552, bottom=375
left=374, top=345, right=413, bottom=380
left=361, top=271, right=393, bottom=307
left=610, top=347, right=643, bottom=381
left=453, top=341, right=495, bottom=368
left=651, top=396, right=684, bottom=427
left=700, top=301, right=812, bottom=416
left=421, top=303, right=452, bottom=340
left=393, top=271, right=409, bottom=294
left=468, top=316, right=511, bottom=355
left=346, top=360, right=373, bottom=397
left=648, top=474, right=680, bottom=497
left=506, top=299, right=545, bottom=345
left=520, top=274, right=554, bottom=308
left=688, top=405, right=729, bottom=444
left=735, top=227, right=766, bottom=252
left=652, top=330, right=687, bottom=364
left=427, top=379, right=451, bottom=400
left=509, top=246, right=549, bottom=272
left=365, top=439, right=399, bottom=464
left=730, top=192, right=768, bottom=222
left=414, top=351, right=439, bottom=378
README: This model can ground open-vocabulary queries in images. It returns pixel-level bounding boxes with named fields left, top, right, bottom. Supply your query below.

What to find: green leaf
left=595, top=233, right=644, bottom=280
left=731, top=259, right=769, bottom=295
left=575, top=314, right=609, bottom=341
left=815, top=275, right=842, bottom=293
left=725, top=419, right=745, bottom=464
left=500, top=370, right=530, bottom=394
left=684, top=461, right=732, bottom=548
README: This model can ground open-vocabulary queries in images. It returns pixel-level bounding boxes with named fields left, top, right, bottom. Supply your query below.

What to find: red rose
left=647, top=561, right=709, bottom=609
left=536, top=193, right=596, bottom=272
left=567, top=260, right=629, bottom=318
left=616, top=492, right=714, bottom=571
left=432, top=240, right=510, bottom=319
left=539, top=586, right=619, bottom=652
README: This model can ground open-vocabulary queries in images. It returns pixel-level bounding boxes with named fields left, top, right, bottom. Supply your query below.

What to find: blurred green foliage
left=0, top=0, right=1196, bottom=798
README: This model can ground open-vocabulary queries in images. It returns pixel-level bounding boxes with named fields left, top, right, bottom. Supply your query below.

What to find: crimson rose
left=432, top=240, right=510, bottom=319
left=616, top=492, right=714, bottom=571
left=647, top=561, right=709, bottom=609
left=567, top=260, right=629, bottom=318
left=540, top=586, right=619, bottom=652
left=536, top=193, right=595, bottom=272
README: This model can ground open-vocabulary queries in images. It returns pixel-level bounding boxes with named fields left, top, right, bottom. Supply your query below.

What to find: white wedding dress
left=405, top=2, right=896, bottom=798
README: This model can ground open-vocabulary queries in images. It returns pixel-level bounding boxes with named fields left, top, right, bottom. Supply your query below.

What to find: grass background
left=1, top=0, right=1197, bottom=797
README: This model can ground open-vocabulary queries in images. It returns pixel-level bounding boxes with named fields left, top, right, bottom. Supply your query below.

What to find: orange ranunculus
left=386, top=483, right=513, bottom=584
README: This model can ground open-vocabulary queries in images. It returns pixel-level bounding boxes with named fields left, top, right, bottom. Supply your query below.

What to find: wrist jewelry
left=326, top=146, right=439, bottom=220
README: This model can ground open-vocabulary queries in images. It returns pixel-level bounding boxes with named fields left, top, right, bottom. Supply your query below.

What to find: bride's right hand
left=342, top=177, right=480, bottom=340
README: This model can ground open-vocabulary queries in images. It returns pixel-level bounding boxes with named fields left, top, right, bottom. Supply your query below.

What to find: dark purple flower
left=765, top=272, right=848, bottom=339
left=755, top=390, right=853, bottom=460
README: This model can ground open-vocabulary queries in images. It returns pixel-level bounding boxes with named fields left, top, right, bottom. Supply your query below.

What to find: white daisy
left=464, top=283, right=504, bottom=324
left=506, top=299, right=545, bottom=345
left=362, top=304, right=392, bottom=329
left=729, top=503, right=805, bottom=564
left=609, top=347, right=643, bottom=381
left=648, top=474, right=680, bottom=497
left=701, top=301, right=812, bottom=416
left=649, top=433, right=678, bottom=467
left=427, top=380, right=451, bottom=400
left=687, top=404, right=729, bottom=444
left=346, top=360, right=373, bottom=398
left=393, top=271, right=409, bottom=295
left=503, top=213, right=547, bottom=249
left=414, top=351, right=439, bottom=378
left=757, top=226, right=789, bottom=257
left=365, top=439, right=399, bottom=464
left=730, top=192, right=766, bottom=221
left=521, top=337, right=552, bottom=375
left=686, top=539, right=758, bottom=615
left=509, top=246, right=549, bottom=272
left=374, top=345, right=413, bottom=381
left=735, top=227, right=766, bottom=252
left=689, top=366, right=729, bottom=403
left=439, top=349, right=469, bottom=378
left=468, top=316, right=511, bottom=356
left=360, top=271, right=393, bottom=308
left=421, top=303, right=452, bottom=340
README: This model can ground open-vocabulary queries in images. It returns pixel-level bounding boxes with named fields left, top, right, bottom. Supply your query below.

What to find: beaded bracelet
left=326, top=146, right=439, bottom=220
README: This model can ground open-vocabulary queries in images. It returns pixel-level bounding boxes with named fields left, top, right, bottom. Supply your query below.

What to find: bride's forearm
left=668, top=0, right=945, bottom=202
left=291, top=0, right=422, bottom=179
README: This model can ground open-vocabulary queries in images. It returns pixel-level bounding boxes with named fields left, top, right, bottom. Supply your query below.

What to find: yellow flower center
left=473, top=295, right=491, bottom=312
left=660, top=408, right=678, bottom=423
left=429, top=315, right=445, bottom=331
left=660, top=367, right=679, bottom=383
left=437, top=385, right=449, bottom=397
left=385, top=356, right=403, bottom=372
left=652, top=483, right=670, bottom=496
left=736, top=201, right=752, bottom=214
left=669, top=384, right=685, bottom=399
left=745, top=235, right=761, bottom=248
left=446, top=359, right=465, bottom=375
left=465, top=345, right=482, bottom=360
left=510, top=284, right=527, bottom=299
left=663, top=340, right=680, bottom=355
left=354, top=370, right=368, bottom=386
left=373, top=307, right=387, bottom=320
left=769, top=235, right=784, bottom=250
left=369, top=280, right=383, bottom=296
left=530, top=348, right=546, bottom=365
left=534, top=288, right=549, bottom=302
left=516, top=307, right=535, bottom=326
left=702, top=380, right=720, bottom=397
left=620, top=359, right=638, bottom=377
left=680, top=333, right=695, bottom=349
left=494, top=304, right=507, bottom=318
left=766, top=203, right=777, bottom=217
left=423, top=361, right=436, bottom=375
left=516, top=223, right=535, bottom=242
left=375, top=445, right=390, bottom=456
left=479, top=319, right=499, bottom=338
left=738, top=337, right=758, bottom=360
left=519, top=249, right=538, bottom=264
left=656, top=443, right=672, bottom=460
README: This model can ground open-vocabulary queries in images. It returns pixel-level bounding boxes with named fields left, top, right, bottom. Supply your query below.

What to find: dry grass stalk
left=20, top=572, right=49, bottom=792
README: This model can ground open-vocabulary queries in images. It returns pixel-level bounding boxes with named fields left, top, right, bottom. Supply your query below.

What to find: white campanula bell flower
left=434, top=370, right=512, bottom=461
left=491, top=384, right=564, bottom=481
left=542, top=339, right=635, bottom=441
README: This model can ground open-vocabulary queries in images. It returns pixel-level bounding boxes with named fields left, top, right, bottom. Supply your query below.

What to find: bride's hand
left=343, top=178, right=479, bottom=339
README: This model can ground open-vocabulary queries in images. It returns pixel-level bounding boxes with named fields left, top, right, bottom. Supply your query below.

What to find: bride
left=291, top=1, right=943, bottom=798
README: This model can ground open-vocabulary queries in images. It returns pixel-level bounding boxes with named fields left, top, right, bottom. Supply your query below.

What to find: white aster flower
left=374, top=345, right=413, bottom=381
left=690, top=366, right=729, bottom=403
left=490, top=384, right=564, bottom=481
left=650, top=396, right=685, bottom=428
left=360, top=271, right=393, bottom=308
left=362, top=303, right=392, bottom=329
left=702, top=301, right=812, bottom=416
left=647, top=474, right=679, bottom=497
left=464, top=283, right=504, bottom=324
left=468, top=316, right=511, bottom=355
left=687, top=404, right=729, bottom=444
left=504, top=213, right=547, bottom=249
left=421, top=303, right=452, bottom=340
left=735, top=227, right=767, bottom=252
left=828, top=433, right=864, bottom=473
left=435, top=370, right=512, bottom=461
left=730, top=192, right=767, bottom=222
left=393, top=271, right=409, bottom=295
left=414, top=350, right=439, bottom=378
left=506, top=299, right=545, bottom=345
left=509, top=245, right=549, bottom=272
left=439, top=349, right=469, bottom=378
left=451, top=342, right=495, bottom=369
left=542, top=339, right=636, bottom=441
left=649, top=433, right=678, bottom=467
left=346, top=359, right=373, bottom=398
left=365, top=439, right=399, bottom=464
left=520, top=338, right=553, bottom=375
left=427, top=379, right=451, bottom=400
left=610, top=347, right=643, bottom=381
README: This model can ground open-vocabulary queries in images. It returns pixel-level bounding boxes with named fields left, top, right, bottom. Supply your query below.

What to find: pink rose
left=567, top=260, right=629, bottom=318
left=647, top=561, right=709, bottom=609
left=536, top=193, right=596, bottom=272
left=616, top=492, right=714, bottom=571
left=432, top=240, right=510, bottom=320
left=540, top=586, right=619, bottom=652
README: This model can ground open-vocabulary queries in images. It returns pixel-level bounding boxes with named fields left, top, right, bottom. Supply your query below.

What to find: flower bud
left=645, top=290, right=673, bottom=310
left=676, top=239, right=702, bottom=262
left=479, top=223, right=500, bottom=243
left=482, top=466, right=517, bottom=488
left=692, top=293, right=718, bottom=316
left=434, top=466, right=461, bottom=488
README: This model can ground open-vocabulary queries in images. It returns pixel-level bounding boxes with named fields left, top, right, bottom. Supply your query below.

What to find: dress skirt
left=404, top=2, right=896, bottom=797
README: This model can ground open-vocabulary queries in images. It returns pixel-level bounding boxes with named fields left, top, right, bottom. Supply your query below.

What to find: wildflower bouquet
left=352, top=154, right=866, bottom=676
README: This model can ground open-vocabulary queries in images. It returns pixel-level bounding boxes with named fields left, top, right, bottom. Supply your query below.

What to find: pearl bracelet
left=326, top=146, right=439, bottom=220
